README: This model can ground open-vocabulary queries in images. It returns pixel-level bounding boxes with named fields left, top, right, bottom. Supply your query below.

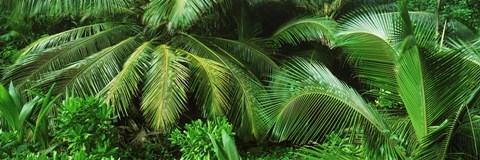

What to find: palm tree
left=2, top=0, right=279, bottom=142
left=259, top=0, right=480, bottom=159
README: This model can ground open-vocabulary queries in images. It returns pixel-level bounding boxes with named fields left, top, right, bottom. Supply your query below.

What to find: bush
left=169, top=116, right=233, bottom=160
left=52, top=96, right=123, bottom=158
left=0, top=130, right=35, bottom=159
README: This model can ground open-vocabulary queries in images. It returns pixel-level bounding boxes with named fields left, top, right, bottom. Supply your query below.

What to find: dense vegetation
left=1, top=0, right=480, bottom=159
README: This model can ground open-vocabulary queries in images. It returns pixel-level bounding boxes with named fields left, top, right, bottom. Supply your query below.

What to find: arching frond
left=272, top=17, right=337, bottom=46
left=21, top=23, right=127, bottom=57
left=207, top=37, right=278, bottom=79
left=99, top=42, right=153, bottom=116
left=177, top=34, right=270, bottom=140
left=35, top=36, right=141, bottom=96
left=141, top=45, right=189, bottom=131
left=226, top=65, right=265, bottom=141
left=336, top=10, right=400, bottom=102
left=3, top=24, right=137, bottom=89
left=258, top=58, right=404, bottom=158
left=143, top=0, right=228, bottom=31
left=181, top=51, right=232, bottom=117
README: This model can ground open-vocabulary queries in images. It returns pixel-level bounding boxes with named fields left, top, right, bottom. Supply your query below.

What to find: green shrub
left=0, top=130, right=35, bottom=159
left=52, top=96, right=123, bottom=158
left=169, top=116, right=233, bottom=160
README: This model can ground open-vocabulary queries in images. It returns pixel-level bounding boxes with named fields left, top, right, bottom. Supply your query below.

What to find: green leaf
left=272, top=16, right=337, bottom=46
left=99, top=41, right=153, bottom=116
left=141, top=45, right=189, bottom=131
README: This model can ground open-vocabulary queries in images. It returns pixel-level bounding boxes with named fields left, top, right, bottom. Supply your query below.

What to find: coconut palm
left=259, top=0, right=480, bottom=159
left=2, top=0, right=280, bottom=142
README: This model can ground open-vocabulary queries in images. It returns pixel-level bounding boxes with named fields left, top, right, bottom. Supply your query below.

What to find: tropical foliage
left=1, top=0, right=479, bottom=159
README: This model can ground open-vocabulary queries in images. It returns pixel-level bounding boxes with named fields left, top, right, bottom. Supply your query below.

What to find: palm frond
left=35, top=36, right=141, bottom=96
left=21, top=23, right=125, bottom=57
left=450, top=108, right=480, bottom=159
left=413, top=38, right=480, bottom=158
left=143, top=0, right=228, bottom=31
left=258, top=58, right=409, bottom=158
left=141, top=45, right=190, bottom=131
left=415, top=106, right=463, bottom=159
left=395, top=0, right=430, bottom=140
left=176, top=34, right=269, bottom=140
left=207, top=37, right=278, bottom=79
left=226, top=65, right=265, bottom=141
left=180, top=50, right=232, bottom=117
left=258, top=58, right=403, bottom=158
left=3, top=24, right=137, bottom=89
left=335, top=7, right=401, bottom=102
left=272, top=17, right=337, bottom=46
left=98, top=42, right=153, bottom=116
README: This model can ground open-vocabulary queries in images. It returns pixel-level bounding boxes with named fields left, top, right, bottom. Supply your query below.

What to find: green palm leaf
left=3, top=23, right=137, bottom=88
left=99, top=42, right=153, bottom=116
left=259, top=58, right=387, bottom=142
left=35, top=36, right=141, bottom=96
left=259, top=58, right=404, bottom=158
left=141, top=45, right=190, bottom=131
left=207, top=37, right=278, bottom=79
left=335, top=7, right=401, bottom=102
left=227, top=66, right=264, bottom=141
left=414, top=38, right=480, bottom=159
left=181, top=51, right=232, bottom=117
left=272, top=17, right=337, bottom=46
left=177, top=34, right=269, bottom=140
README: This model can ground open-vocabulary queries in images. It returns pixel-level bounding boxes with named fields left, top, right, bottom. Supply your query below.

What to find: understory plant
left=0, top=83, right=59, bottom=156
left=169, top=116, right=234, bottom=160
left=52, top=95, right=123, bottom=158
